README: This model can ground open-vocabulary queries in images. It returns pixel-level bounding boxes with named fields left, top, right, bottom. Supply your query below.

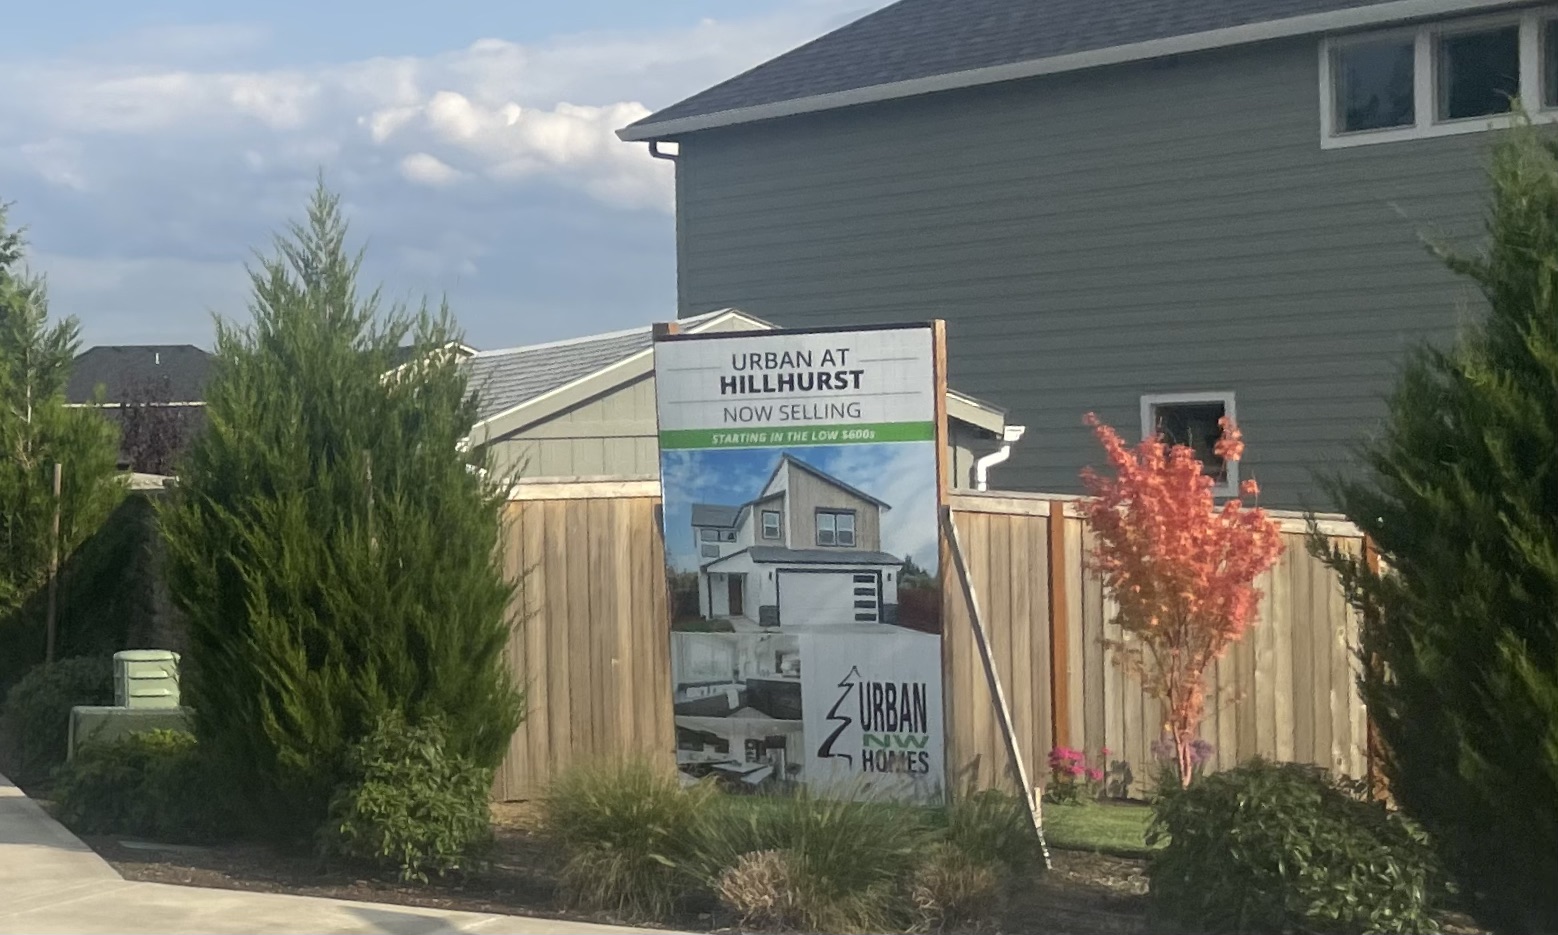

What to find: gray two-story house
left=619, top=0, right=1545, bottom=509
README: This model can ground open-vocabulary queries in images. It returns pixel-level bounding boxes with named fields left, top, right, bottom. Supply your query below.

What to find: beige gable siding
left=485, top=375, right=659, bottom=480
left=783, top=464, right=883, bottom=551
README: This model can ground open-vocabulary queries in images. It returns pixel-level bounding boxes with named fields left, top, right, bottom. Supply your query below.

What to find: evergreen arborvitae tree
left=0, top=204, right=122, bottom=617
left=1317, top=127, right=1558, bottom=934
left=161, top=184, right=522, bottom=839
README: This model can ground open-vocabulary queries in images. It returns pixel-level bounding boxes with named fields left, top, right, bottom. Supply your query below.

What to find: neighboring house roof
left=704, top=546, right=904, bottom=570
left=691, top=504, right=742, bottom=527
left=620, top=0, right=1514, bottom=141
left=67, top=345, right=212, bottom=404
left=464, top=325, right=661, bottom=424
left=466, top=307, right=1010, bottom=444
left=764, top=454, right=890, bottom=509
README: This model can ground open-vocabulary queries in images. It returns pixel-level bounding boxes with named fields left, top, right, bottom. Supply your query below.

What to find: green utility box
left=67, top=706, right=191, bottom=761
left=114, top=649, right=180, bottom=709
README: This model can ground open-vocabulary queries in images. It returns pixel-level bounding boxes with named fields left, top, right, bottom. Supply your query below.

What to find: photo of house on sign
left=655, top=324, right=947, bottom=804
left=688, top=453, right=931, bottom=633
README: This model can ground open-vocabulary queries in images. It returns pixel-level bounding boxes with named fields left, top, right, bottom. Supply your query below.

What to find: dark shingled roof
left=67, top=345, right=212, bottom=404
left=626, top=0, right=1433, bottom=135
left=691, top=504, right=743, bottom=528
left=747, top=546, right=903, bottom=566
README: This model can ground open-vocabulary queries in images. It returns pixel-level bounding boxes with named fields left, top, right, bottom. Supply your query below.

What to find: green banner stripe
left=660, top=421, right=935, bottom=450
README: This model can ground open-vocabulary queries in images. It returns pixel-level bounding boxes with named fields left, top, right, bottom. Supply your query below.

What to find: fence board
left=1272, top=548, right=1295, bottom=763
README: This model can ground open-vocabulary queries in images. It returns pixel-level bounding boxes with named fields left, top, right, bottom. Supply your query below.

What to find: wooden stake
left=944, top=507, right=1052, bottom=871
left=45, top=462, right=62, bottom=664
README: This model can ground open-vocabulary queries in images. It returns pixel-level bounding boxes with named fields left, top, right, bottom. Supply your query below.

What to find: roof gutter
left=618, top=0, right=1525, bottom=142
left=974, top=425, right=1026, bottom=493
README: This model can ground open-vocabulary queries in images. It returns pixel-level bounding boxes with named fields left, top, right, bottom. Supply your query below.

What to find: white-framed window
left=761, top=510, right=782, bottom=540
left=699, top=528, right=719, bottom=542
left=702, top=544, right=720, bottom=558
left=1320, top=8, right=1558, bottom=148
left=1140, top=392, right=1239, bottom=498
left=815, top=509, right=857, bottom=548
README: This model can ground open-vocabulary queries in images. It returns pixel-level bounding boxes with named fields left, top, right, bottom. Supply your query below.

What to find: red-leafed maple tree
left=1078, top=413, right=1284, bottom=788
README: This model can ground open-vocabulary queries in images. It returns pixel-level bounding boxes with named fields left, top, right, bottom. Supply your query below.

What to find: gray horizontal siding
left=675, top=36, right=1497, bottom=509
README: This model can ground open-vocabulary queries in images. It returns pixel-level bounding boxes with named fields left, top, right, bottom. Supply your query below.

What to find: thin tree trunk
left=45, top=461, right=61, bottom=663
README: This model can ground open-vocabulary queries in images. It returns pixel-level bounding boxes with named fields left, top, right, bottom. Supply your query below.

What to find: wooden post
left=1362, top=534, right=1387, bottom=802
left=1047, top=504, right=1071, bottom=751
left=45, top=462, right=62, bottom=664
left=945, top=508, right=1051, bottom=870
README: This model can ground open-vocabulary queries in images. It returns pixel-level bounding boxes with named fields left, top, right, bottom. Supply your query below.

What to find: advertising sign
left=654, top=324, right=946, bottom=803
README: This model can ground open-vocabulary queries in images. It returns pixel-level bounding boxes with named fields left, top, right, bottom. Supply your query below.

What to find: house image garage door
left=776, top=570, right=881, bottom=627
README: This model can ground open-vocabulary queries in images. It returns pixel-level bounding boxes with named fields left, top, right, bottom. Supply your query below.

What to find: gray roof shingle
left=626, top=0, right=1438, bottom=135
left=747, top=546, right=903, bottom=565
left=67, top=345, right=212, bottom=404
left=692, top=504, right=743, bottom=527
left=462, top=327, right=653, bottom=423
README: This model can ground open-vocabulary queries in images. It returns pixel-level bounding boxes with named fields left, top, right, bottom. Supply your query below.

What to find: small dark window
left=701, top=544, right=720, bottom=558
left=1149, top=399, right=1230, bottom=484
left=700, top=528, right=718, bottom=542
left=1335, top=38, right=1416, bottom=132
left=761, top=510, right=781, bottom=540
left=1544, top=20, right=1558, bottom=107
left=1438, top=25, right=1520, bottom=120
left=815, top=510, right=857, bottom=547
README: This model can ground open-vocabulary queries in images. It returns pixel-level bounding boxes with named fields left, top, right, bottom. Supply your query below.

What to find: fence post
left=1046, top=504, right=1071, bottom=751
left=1362, top=534, right=1388, bottom=802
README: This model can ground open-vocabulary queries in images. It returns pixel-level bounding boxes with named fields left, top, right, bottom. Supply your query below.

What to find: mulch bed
left=76, top=801, right=1152, bottom=935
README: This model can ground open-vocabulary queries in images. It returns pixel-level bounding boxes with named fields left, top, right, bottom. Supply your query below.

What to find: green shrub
left=696, top=791, right=929, bottom=933
left=52, top=729, right=227, bottom=842
left=1146, top=758, right=1443, bottom=934
left=0, top=656, right=113, bottom=784
left=541, top=760, right=714, bottom=921
left=317, top=711, right=493, bottom=883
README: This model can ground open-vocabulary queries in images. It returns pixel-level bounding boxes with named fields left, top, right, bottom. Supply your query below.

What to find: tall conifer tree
left=0, top=204, right=122, bottom=619
left=161, top=184, right=522, bottom=837
left=1318, top=127, right=1558, bottom=934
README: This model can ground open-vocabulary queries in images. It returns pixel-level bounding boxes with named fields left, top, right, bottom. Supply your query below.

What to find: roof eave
left=617, top=0, right=1520, bottom=142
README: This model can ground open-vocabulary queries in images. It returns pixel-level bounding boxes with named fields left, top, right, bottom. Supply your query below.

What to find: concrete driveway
left=0, top=774, right=667, bottom=935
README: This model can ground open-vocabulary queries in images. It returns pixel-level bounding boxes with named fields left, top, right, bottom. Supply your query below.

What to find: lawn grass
left=1043, top=801, right=1158, bottom=859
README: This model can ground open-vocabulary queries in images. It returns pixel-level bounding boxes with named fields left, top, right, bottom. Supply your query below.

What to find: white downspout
left=974, top=425, right=1027, bottom=492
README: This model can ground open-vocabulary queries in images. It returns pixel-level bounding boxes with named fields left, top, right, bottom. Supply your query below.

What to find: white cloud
left=0, top=1, right=888, bottom=347
left=399, top=152, right=464, bottom=187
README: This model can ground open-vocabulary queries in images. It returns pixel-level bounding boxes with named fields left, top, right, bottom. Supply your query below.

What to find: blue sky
left=0, top=1, right=888, bottom=351
left=660, top=442, right=940, bottom=577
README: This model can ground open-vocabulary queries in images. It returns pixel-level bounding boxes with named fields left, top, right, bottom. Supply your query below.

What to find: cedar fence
left=491, top=481, right=1368, bottom=802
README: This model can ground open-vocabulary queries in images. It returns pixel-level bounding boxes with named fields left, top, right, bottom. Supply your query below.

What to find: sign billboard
left=653, top=324, right=946, bottom=803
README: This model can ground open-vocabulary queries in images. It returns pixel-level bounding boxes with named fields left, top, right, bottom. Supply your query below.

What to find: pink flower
left=1086, top=768, right=1105, bottom=783
left=1099, top=746, right=1113, bottom=758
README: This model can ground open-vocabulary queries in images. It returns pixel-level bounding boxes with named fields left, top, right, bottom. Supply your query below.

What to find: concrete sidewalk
left=0, top=775, right=665, bottom=935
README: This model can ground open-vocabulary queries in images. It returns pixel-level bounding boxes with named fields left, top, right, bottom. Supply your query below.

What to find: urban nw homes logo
left=816, top=666, right=933, bottom=776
